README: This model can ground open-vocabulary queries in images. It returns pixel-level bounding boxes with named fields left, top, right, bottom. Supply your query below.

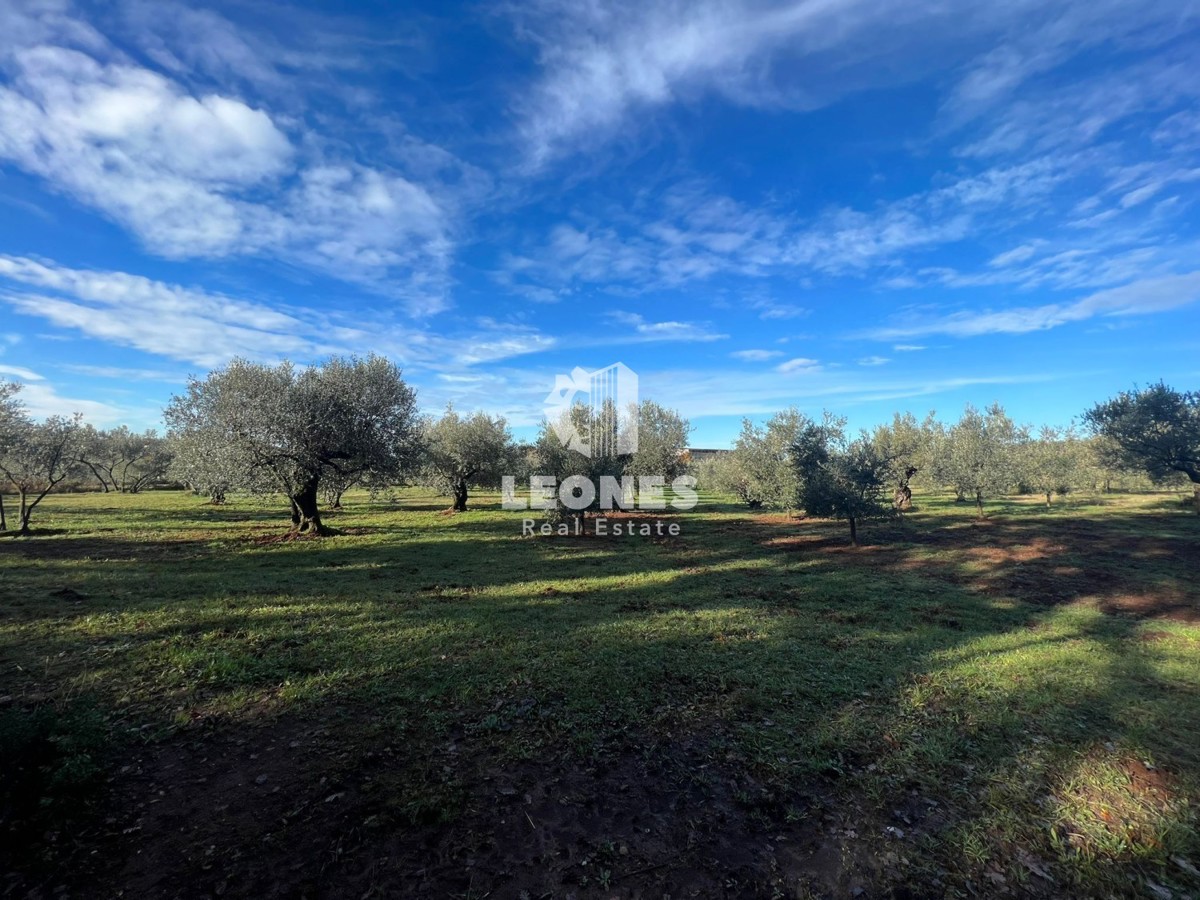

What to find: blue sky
left=0, top=0, right=1198, bottom=447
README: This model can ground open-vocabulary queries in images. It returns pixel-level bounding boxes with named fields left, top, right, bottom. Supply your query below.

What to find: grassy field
left=1, top=488, right=1198, bottom=898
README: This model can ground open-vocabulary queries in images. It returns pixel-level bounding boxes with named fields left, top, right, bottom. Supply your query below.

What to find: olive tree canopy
left=792, top=413, right=895, bottom=545
left=710, top=409, right=805, bottom=509
left=0, top=410, right=85, bottom=535
left=77, top=425, right=173, bottom=494
left=933, top=403, right=1025, bottom=517
left=532, top=399, right=691, bottom=524
left=0, top=381, right=30, bottom=532
left=1085, top=382, right=1200, bottom=513
left=870, top=411, right=935, bottom=510
left=422, top=407, right=513, bottom=511
left=623, top=400, right=691, bottom=482
left=1021, top=425, right=1082, bottom=507
left=164, top=356, right=420, bottom=534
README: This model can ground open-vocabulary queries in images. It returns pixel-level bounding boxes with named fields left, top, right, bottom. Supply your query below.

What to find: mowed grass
left=1, top=488, right=1198, bottom=897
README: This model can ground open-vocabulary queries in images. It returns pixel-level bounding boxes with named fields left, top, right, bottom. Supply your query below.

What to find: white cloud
left=505, top=160, right=1076, bottom=298
left=892, top=344, right=925, bottom=352
left=512, top=0, right=966, bottom=164
left=776, top=356, right=821, bottom=374
left=1, top=364, right=123, bottom=423
left=513, top=0, right=1195, bottom=165
left=858, top=356, right=890, bottom=366
left=59, top=364, right=185, bottom=382
left=0, top=11, right=459, bottom=313
left=0, top=254, right=326, bottom=366
left=731, top=349, right=784, bottom=361
left=633, top=367, right=1057, bottom=422
left=989, top=243, right=1040, bottom=267
left=868, top=271, right=1200, bottom=339
left=749, top=298, right=809, bottom=320
left=0, top=363, right=44, bottom=381
left=0, top=255, right=557, bottom=372
left=607, top=311, right=727, bottom=342
left=954, top=47, right=1199, bottom=160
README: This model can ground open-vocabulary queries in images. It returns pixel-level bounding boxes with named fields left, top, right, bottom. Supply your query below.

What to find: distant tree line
left=695, top=383, right=1200, bottom=543
left=0, top=384, right=173, bottom=533
left=1, top=365, right=1196, bottom=538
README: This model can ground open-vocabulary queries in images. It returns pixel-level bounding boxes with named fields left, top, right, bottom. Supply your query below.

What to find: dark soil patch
left=2, top=710, right=944, bottom=899
left=0, top=537, right=197, bottom=562
left=764, top=513, right=1200, bottom=622
left=49, top=587, right=89, bottom=602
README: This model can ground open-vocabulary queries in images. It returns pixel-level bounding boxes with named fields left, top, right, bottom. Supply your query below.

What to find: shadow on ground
left=1, top=491, right=1198, bottom=898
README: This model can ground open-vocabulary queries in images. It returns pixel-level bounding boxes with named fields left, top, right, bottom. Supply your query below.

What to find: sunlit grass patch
left=1051, top=748, right=1192, bottom=864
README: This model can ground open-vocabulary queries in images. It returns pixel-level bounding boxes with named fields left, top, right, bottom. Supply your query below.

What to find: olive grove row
left=696, top=393, right=1200, bottom=543
left=1, top=358, right=1196, bottom=539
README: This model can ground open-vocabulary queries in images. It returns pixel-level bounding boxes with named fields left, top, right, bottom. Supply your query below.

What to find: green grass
left=1, top=488, right=1198, bottom=896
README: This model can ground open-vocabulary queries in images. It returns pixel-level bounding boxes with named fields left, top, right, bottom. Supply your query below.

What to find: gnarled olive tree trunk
left=289, top=477, right=330, bottom=535
left=452, top=478, right=469, bottom=512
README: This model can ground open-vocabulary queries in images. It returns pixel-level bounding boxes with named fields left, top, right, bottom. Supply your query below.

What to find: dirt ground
left=9, top=711, right=947, bottom=899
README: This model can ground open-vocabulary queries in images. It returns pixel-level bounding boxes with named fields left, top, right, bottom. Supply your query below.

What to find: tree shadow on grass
left=1, top=494, right=1198, bottom=896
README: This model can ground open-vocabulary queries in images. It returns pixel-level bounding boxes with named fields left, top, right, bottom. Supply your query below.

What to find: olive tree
left=691, top=450, right=739, bottom=499
left=1085, top=383, right=1200, bottom=513
left=714, top=409, right=806, bottom=509
left=165, top=356, right=421, bottom=534
left=532, top=400, right=627, bottom=526
left=870, top=411, right=935, bottom=510
left=422, top=407, right=513, bottom=511
left=623, top=400, right=692, bottom=482
left=934, top=404, right=1025, bottom=517
left=531, top=399, right=690, bottom=525
left=77, top=426, right=173, bottom=493
left=0, top=381, right=29, bottom=531
left=0, top=413, right=85, bottom=534
left=1022, top=425, right=1082, bottom=506
left=168, top=429, right=241, bottom=504
left=792, top=413, right=895, bottom=545
left=75, top=424, right=118, bottom=492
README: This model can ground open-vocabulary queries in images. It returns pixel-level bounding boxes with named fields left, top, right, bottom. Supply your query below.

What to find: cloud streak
left=867, top=271, right=1200, bottom=339
left=512, top=0, right=1196, bottom=165
left=0, top=255, right=558, bottom=373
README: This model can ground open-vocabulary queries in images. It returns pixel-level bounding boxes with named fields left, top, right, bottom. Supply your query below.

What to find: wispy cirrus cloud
left=511, top=0, right=1195, bottom=166
left=633, top=367, right=1059, bottom=423
left=59, top=364, right=187, bottom=382
left=867, top=271, right=1200, bottom=340
left=502, top=158, right=1076, bottom=299
left=0, top=362, right=43, bottom=381
left=607, top=311, right=727, bottom=343
left=731, top=348, right=784, bottom=362
left=0, top=254, right=328, bottom=366
left=776, top=356, right=821, bottom=374
left=0, top=362, right=124, bottom=423
left=0, top=255, right=557, bottom=372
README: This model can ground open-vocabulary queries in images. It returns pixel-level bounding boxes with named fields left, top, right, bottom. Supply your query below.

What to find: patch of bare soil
left=0, top=536, right=198, bottom=563
left=764, top=515, right=1200, bottom=622
left=5, top=712, right=948, bottom=899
